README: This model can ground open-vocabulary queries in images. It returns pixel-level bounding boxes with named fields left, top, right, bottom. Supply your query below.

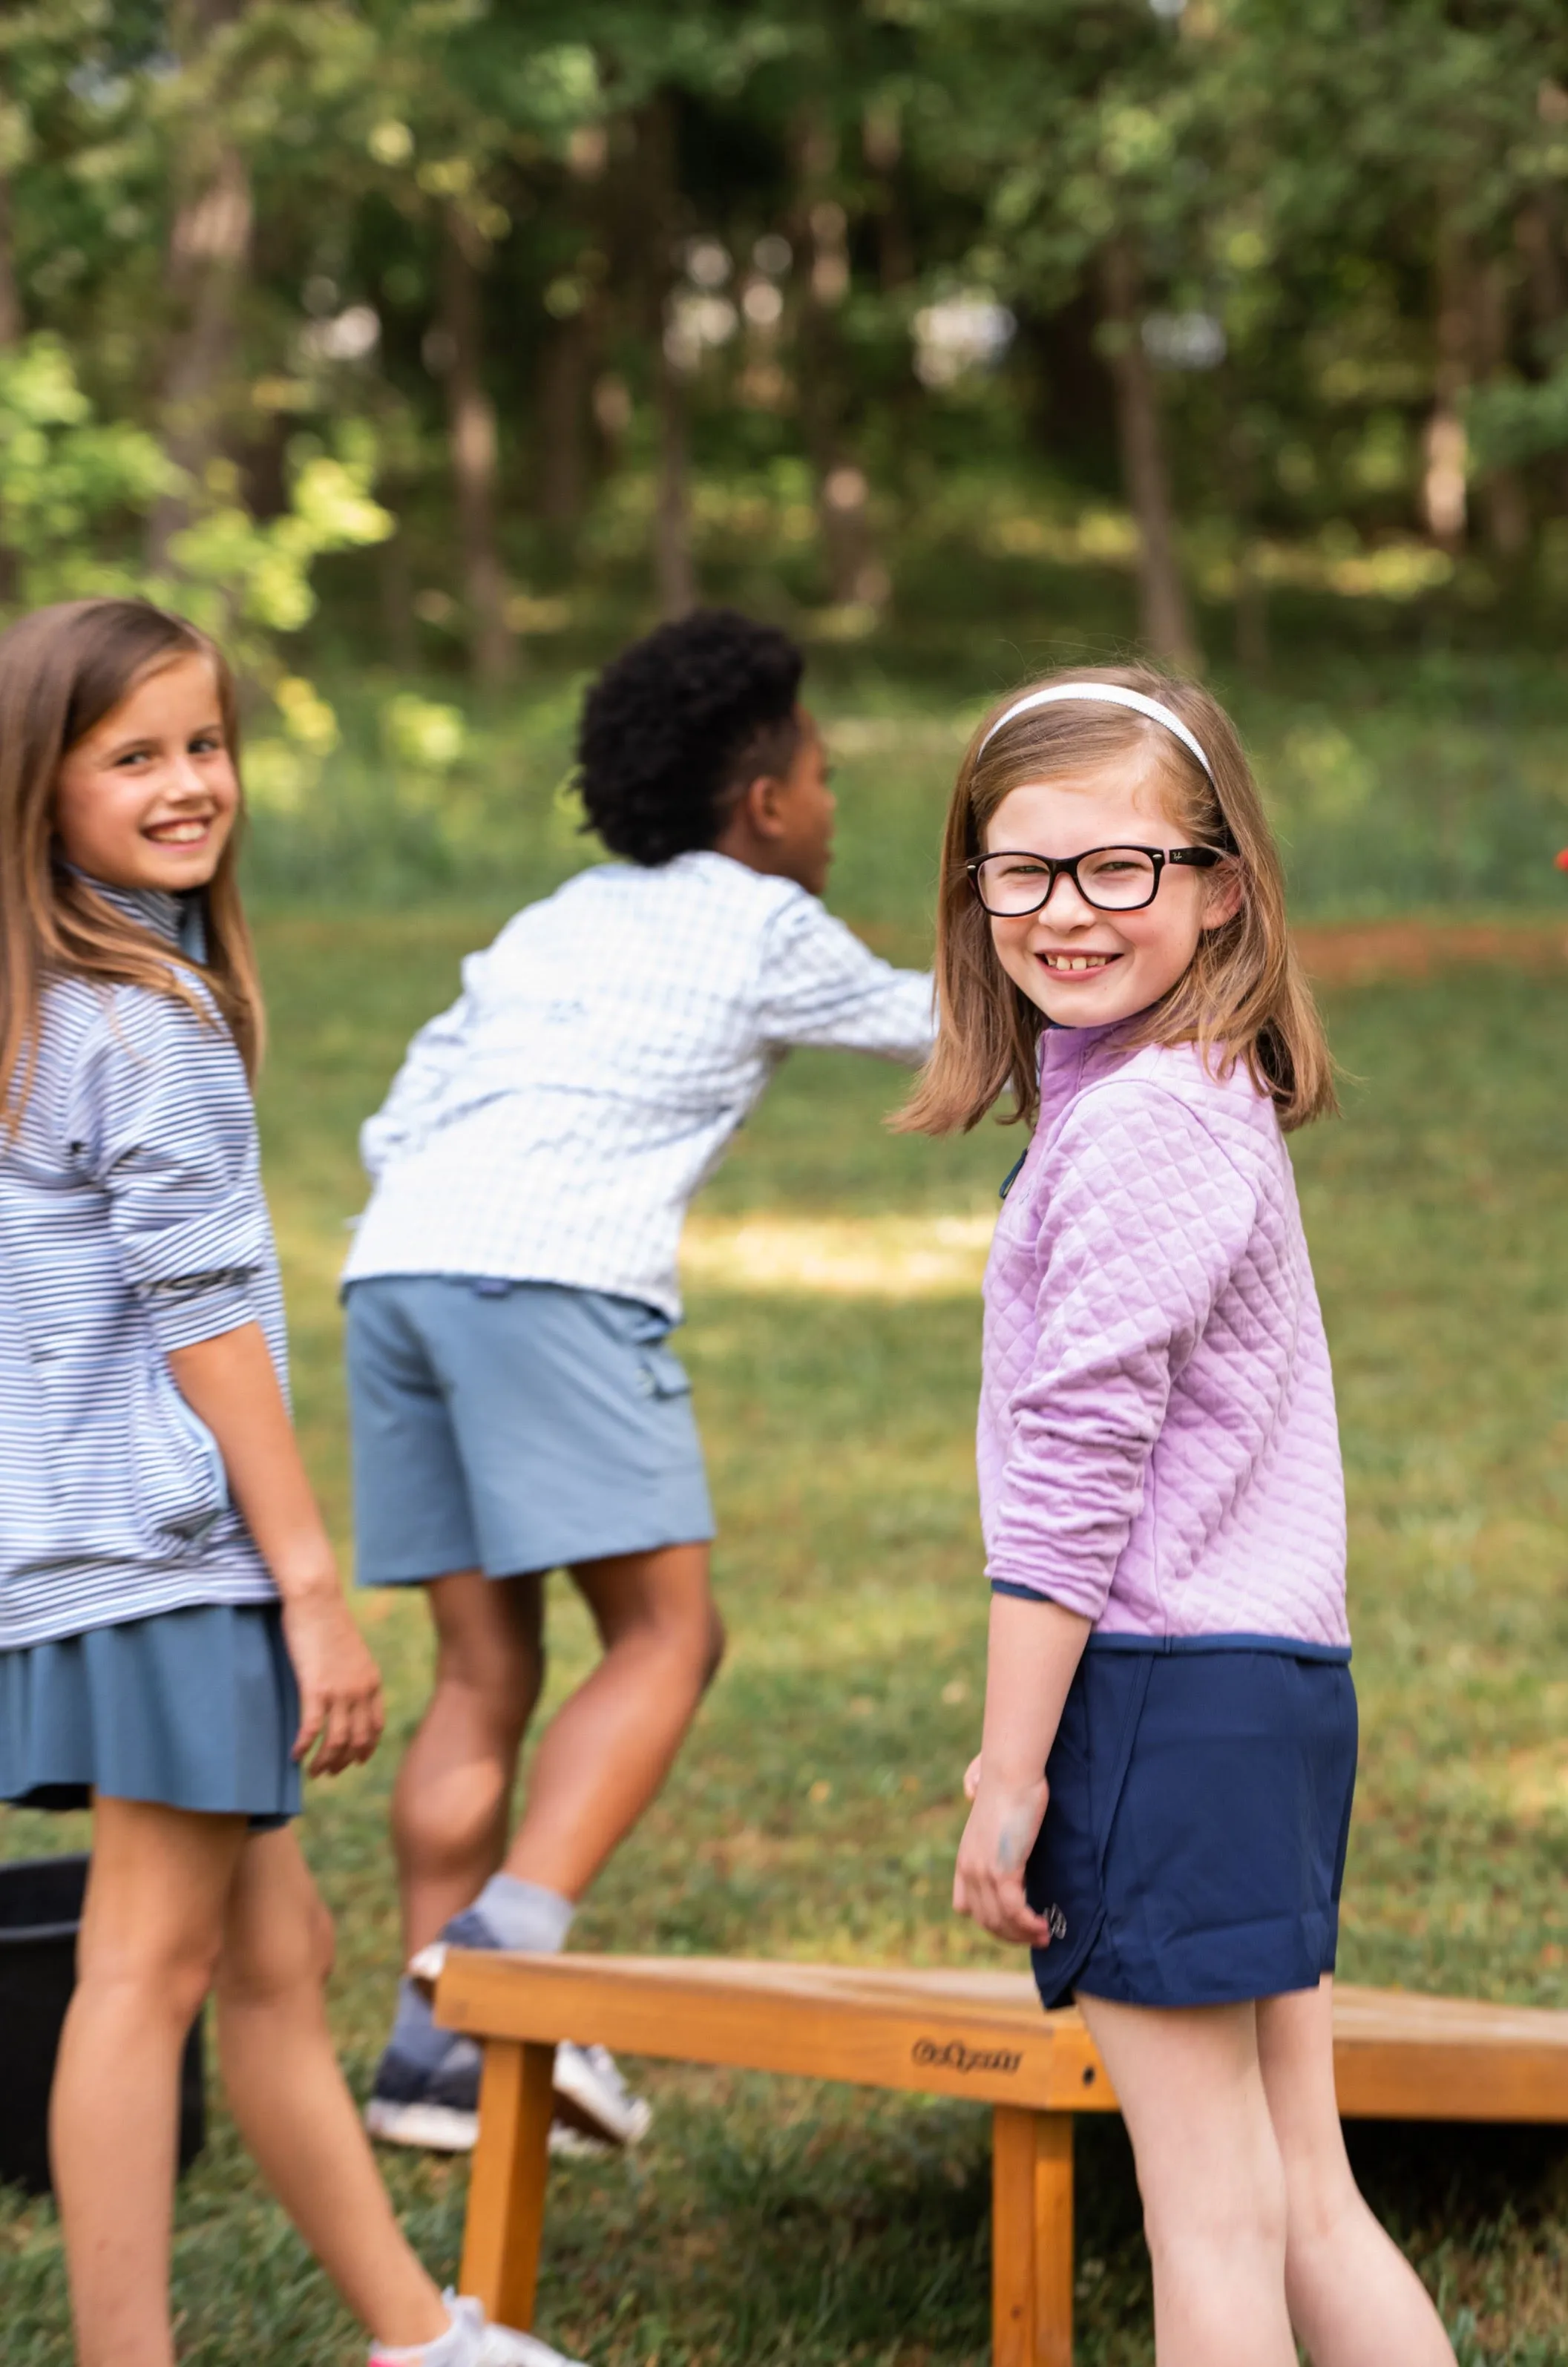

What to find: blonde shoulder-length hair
left=0, top=597, right=264, bottom=1129
left=897, top=663, right=1336, bottom=1137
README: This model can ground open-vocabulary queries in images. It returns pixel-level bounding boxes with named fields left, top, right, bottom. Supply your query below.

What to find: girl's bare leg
left=1256, top=1978, right=1456, bottom=2366
left=1077, top=1992, right=1297, bottom=2367
left=214, top=1825, right=449, bottom=2348
left=49, top=1797, right=249, bottom=2367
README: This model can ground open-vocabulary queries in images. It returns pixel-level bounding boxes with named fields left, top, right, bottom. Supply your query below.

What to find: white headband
left=977, top=683, right=1215, bottom=782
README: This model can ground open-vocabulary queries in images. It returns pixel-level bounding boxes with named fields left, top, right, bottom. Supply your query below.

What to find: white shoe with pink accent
left=367, top=2288, right=585, bottom=2367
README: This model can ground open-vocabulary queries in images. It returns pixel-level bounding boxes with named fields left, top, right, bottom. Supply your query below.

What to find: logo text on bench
left=912, top=2038, right=1022, bottom=2075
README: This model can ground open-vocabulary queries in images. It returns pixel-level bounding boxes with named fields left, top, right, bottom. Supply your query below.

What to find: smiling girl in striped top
left=0, top=599, right=575, bottom=2367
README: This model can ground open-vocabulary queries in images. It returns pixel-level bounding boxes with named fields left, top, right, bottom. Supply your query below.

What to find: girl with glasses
left=900, top=667, right=1454, bottom=2367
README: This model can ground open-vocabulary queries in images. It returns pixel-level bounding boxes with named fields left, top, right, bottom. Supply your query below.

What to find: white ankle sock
left=371, top=2291, right=473, bottom=2366
left=470, top=1873, right=574, bottom=1954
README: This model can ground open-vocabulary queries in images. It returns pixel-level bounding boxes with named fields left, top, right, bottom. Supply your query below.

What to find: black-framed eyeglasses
left=967, top=844, right=1224, bottom=917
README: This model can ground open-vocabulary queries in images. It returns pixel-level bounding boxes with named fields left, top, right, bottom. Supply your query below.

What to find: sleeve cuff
left=145, top=1275, right=258, bottom=1352
left=987, top=1572, right=1109, bottom=1618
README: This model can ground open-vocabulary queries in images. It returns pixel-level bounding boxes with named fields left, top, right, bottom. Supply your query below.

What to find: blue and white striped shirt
left=342, top=853, right=937, bottom=1319
left=0, top=884, right=283, bottom=1649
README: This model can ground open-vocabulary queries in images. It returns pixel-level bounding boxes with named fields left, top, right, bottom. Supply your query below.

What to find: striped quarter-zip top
left=0, top=882, right=283, bottom=1649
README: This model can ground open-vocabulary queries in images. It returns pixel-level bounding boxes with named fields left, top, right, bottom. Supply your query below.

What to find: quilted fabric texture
left=979, top=1023, right=1348, bottom=1648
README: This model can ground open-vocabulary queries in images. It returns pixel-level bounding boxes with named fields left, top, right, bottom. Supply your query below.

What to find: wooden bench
left=434, top=1954, right=1568, bottom=2367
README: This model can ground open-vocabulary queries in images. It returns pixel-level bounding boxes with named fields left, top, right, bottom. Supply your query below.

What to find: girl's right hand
left=281, top=1582, right=385, bottom=1776
left=953, top=1768, right=1055, bottom=1947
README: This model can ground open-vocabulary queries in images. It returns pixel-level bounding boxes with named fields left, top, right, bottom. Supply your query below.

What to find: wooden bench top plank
left=435, top=1954, right=1568, bottom=2124
left=438, top=1949, right=1112, bottom=2111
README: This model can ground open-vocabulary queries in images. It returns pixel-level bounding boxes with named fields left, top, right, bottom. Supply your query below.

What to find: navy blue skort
left=1024, top=1644, right=1357, bottom=2012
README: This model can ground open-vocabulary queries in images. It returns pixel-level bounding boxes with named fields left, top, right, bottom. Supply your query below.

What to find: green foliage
left=1468, top=362, right=1568, bottom=473
left=0, top=332, right=393, bottom=798
left=7, top=0, right=1568, bottom=683
left=0, top=334, right=175, bottom=597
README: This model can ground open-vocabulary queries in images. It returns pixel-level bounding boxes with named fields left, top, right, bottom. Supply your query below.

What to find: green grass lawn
left=4, top=911, right=1568, bottom=2365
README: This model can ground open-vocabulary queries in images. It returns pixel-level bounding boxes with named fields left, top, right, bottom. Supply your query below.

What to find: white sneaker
left=364, top=2092, right=615, bottom=2162
left=364, top=2035, right=482, bottom=2154
left=401, top=1941, right=652, bottom=2156
left=551, top=2041, right=653, bottom=2149
left=368, top=2287, right=585, bottom=2366
left=365, top=2091, right=479, bottom=2153
left=407, top=1938, right=449, bottom=1992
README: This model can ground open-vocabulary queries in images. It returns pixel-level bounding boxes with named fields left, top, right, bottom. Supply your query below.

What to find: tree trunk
left=638, top=97, right=695, bottom=620
left=1224, top=386, right=1268, bottom=676
left=1515, top=197, right=1568, bottom=511
left=145, top=0, right=252, bottom=572
left=795, top=119, right=888, bottom=614
left=1423, top=217, right=1471, bottom=554
left=1099, top=239, right=1198, bottom=669
left=1472, top=260, right=1530, bottom=559
left=439, top=204, right=512, bottom=688
left=652, top=336, right=696, bottom=620
left=0, top=170, right=21, bottom=350
left=537, top=309, right=592, bottom=548
left=863, top=102, right=914, bottom=295
left=1516, top=194, right=1565, bottom=329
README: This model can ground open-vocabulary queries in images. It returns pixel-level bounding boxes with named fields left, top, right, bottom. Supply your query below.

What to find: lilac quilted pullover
left=979, top=1022, right=1349, bottom=1650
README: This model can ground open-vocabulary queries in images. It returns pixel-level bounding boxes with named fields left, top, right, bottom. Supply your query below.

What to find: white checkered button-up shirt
left=343, top=853, right=936, bottom=1318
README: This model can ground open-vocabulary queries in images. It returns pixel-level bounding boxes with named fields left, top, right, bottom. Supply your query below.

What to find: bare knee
left=79, top=1920, right=222, bottom=2032
left=436, top=1644, right=541, bottom=1756
left=609, top=1589, right=723, bottom=1699
left=1144, top=2131, right=1289, bottom=2279
left=1284, top=2149, right=1373, bottom=2261
left=217, top=1875, right=335, bottom=2011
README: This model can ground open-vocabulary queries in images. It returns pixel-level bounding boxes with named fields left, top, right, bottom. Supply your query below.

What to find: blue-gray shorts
left=344, top=1276, right=716, bottom=1586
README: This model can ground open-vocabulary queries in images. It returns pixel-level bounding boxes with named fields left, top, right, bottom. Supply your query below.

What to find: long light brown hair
left=898, top=663, right=1336, bottom=1137
left=0, top=598, right=264, bottom=1127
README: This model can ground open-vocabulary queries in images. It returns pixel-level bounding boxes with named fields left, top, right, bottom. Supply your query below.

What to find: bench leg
left=992, top=2106, right=1074, bottom=2367
left=458, top=2039, right=556, bottom=2328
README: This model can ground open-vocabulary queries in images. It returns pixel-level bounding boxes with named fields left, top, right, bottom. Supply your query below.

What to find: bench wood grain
left=435, top=1954, right=1568, bottom=2363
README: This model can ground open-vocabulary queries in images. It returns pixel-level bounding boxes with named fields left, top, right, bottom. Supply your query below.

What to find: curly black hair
left=577, top=608, right=804, bottom=867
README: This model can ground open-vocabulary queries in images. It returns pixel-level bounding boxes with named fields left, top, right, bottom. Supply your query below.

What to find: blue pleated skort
left=1025, top=1644, right=1357, bottom=2011
left=0, top=1603, right=301, bottom=1828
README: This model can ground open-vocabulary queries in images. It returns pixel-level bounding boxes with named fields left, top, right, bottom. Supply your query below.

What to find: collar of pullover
left=1040, top=1017, right=1133, bottom=1071
left=74, top=873, right=206, bottom=962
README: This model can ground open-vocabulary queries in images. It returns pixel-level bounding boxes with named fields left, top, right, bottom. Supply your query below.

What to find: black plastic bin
left=0, top=1854, right=204, bottom=2195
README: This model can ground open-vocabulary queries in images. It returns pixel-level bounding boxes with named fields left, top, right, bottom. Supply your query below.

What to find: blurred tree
left=1, top=0, right=1567, bottom=679
left=145, top=0, right=253, bottom=571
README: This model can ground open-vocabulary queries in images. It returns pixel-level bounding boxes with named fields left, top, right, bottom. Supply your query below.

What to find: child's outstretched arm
left=954, top=1592, right=1089, bottom=1945
left=167, top=1322, right=383, bottom=1778
left=755, top=893, right=935, bottom=1063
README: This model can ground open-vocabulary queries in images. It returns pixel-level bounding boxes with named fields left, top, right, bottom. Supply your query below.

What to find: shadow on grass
left=1348, top=2119, right=1568, bottom=2253
left=534, top=2092, right=1568, bottom=2367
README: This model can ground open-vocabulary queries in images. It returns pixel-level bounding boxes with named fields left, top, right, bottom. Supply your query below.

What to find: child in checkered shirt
left=347, top=610, right=934, bottom=2154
